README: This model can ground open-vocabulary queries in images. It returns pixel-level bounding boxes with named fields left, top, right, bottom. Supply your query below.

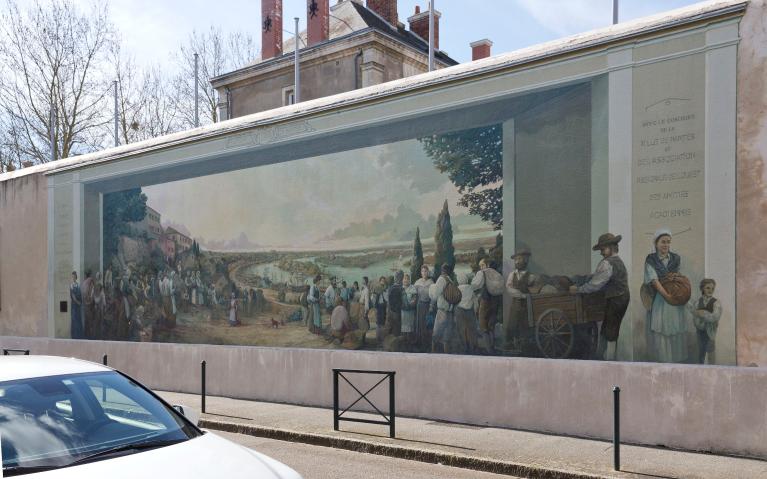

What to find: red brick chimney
left=408, top=5, right=440, bottom=50
left=261, top=0, right=283, bottom=60
left=471, top=39, right=493, bottom=61
left=367, top=0, right=398, bottom=27
left=307, top=0, right=329, bottom=46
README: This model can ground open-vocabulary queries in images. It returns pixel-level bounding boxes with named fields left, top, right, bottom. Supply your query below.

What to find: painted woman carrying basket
left=642, top=229, right=691, bottom=363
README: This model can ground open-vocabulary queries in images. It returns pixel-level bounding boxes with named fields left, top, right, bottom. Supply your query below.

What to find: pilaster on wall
left=361, top=48, right=386, bottom=88
left=72, top=174, right=83, bottom=287
left=217, top=97, right=229, bottom=122
left=736, top=0, right=767, bottom=367
left=607, top=47, right=634, bottom=362
left=47, top=179, right=55, bottom=338
left=704, top=23, right=738, bottom=365
left=361, top=62, right=385, bottom=88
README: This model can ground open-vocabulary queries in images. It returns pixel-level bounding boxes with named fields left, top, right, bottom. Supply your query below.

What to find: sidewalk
left=157, top=391, right=766, bottom=479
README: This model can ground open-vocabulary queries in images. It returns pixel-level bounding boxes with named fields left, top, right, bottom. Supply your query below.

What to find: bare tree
left=111, top=42, right=180, bottom=145
left=0, top=0, right=115, bottom=164
left=140, top=66, right=181, bottom=139
left=173, top=27, right=258, bottom=128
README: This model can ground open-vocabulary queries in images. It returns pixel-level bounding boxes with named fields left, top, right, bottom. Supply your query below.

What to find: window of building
left=283, top=86, right=295, bottom=106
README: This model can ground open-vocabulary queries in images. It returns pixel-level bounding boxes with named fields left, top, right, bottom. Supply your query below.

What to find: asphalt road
left=216, top=430, right=519, bottom=479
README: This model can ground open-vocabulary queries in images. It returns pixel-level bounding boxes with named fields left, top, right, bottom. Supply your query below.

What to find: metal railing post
left=102, top=354, right=108, bottom=401
left=201, top=360, right=207, bottom=414
left=389, top=372, right=396, bottom=438
left=333, top=369, right=339, bottom=431
left=613, top=386, right=620, bottom=471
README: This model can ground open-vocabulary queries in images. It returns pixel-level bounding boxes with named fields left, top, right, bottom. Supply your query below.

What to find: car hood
left=24, top=432, right=301, bottom=479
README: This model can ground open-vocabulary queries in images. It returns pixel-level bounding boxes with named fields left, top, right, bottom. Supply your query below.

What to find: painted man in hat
left=504, top=248, right=538, bottom=351
left=569, top=233, right=630, bottom=361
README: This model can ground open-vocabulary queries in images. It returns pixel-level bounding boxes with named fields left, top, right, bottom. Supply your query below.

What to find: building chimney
left=408, top=5, right=440, bottom=50
left=307, top=0, right=329, bottom=46
left=470, top=39, right=492, bottom=61
left=261, top=0, right=283, bottom=60
left=367, top=0, right=398, bottom=27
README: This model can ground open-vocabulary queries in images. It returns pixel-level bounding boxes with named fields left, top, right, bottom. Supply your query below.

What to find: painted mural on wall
left=64, top=80, right=727, bottom=364
left=75, top=128, right=509, bottom=355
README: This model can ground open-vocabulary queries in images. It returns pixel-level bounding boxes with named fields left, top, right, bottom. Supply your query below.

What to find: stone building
left=128, top=205, right=162, bottom=240
left=164, top=227, right=193, bottom=254
left=1, top=0, right=767, bottom=461
left=212, top=0, right=460, bottom=119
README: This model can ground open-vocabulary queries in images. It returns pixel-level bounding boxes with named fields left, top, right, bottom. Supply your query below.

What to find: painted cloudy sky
left=143, top=139, right=487, bottom=251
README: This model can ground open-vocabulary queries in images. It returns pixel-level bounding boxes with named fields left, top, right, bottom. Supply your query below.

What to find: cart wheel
left=535, top=308, right=574, bottom=359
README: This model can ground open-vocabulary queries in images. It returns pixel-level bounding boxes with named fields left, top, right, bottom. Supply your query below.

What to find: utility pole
left=49, top=105, right=56, bottom=162
left=194, top=52, right=200, bottom=127
left=294, top=17, right=301, bottom=104
left=113, top=80, right=118, bottom=147
left=613, top=0, right=619, bottom=24
left=428, top=0, right=435, bottom=71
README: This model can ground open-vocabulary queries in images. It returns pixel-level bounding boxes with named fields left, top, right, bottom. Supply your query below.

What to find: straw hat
left=592, top=233, right=622, bottom=251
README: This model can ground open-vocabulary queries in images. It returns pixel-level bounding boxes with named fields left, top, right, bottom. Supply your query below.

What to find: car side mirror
left=172, top=404, right=201, bottom=426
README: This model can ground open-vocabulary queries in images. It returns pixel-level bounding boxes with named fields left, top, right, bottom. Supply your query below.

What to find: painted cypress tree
left=410, top=227, right=424, bottom=281
left=433, top=200, right=455, bottom=279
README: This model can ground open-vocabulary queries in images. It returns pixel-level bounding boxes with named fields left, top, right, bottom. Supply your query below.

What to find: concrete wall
left=736, top=0, right=767, bottom=367
left=0, top=173, right=48, bottom=336
left=2, top=335, right=766, bottom=459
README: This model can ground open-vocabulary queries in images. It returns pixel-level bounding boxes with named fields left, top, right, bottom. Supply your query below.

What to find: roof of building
left=215, top=0, right=457, bottom=84
left=347, top=1, right=457, bottom=65
left=0, top=0, right=746, bottom=183
left=164, top=226, right=190, bottom=238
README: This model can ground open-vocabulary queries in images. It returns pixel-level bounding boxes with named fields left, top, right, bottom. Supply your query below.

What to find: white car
left=0, top=355, right=301, bottom=478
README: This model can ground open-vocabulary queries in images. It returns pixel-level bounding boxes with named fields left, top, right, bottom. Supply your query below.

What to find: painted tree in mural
left=433, top=200, right=455, bottom=279
left=103, top=189, right=148, bottom=262
left=420, top=124, right=503, bottom=230
left=410, top=227, right=424, bottom=281
left=489, top=233, right=503, bottom=272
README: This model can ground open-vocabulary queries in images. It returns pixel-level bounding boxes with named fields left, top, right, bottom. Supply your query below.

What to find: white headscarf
left=652, top=228, right=672, bottom=252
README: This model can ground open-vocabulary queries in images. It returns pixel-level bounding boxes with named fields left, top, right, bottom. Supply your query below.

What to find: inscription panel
left=631, top=53, right=707, bottom=362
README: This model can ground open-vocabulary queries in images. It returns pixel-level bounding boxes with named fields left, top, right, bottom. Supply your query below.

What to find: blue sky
left=80, top=0, right=707, bottom=66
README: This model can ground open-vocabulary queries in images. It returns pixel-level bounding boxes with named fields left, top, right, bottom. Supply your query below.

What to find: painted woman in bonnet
left=644, top=229, right=689, bottom=363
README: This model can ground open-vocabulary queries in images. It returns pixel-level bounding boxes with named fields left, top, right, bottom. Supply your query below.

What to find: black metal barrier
left=613, top=386, right=621, bottom=471
left=333, top=368, right=395, bottom=438
left=101, top=355, right=109, bottom=401
left=3, top=349, right=30, bottom=355
left=201, top=360, right=207, bottom=413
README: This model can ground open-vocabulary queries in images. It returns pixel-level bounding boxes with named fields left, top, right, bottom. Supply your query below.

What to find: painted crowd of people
left=69, top=261, right=267, bottom=341
left=302, top=260, right=508, bottom=355
left=69, top=227, right=723, bottom=364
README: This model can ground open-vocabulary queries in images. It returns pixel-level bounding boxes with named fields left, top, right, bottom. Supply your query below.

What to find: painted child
left=687, top=278, right=722, bottom=364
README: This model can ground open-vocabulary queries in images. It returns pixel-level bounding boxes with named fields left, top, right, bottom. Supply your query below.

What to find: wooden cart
left=521, top=291, right=606, bottom=359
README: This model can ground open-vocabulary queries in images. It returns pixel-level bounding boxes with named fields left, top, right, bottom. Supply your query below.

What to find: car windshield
left=0, top=371, right=200, bottom=475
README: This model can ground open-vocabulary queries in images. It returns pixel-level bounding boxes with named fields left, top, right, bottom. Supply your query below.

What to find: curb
left=200, top=418, right=615, bottom=479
